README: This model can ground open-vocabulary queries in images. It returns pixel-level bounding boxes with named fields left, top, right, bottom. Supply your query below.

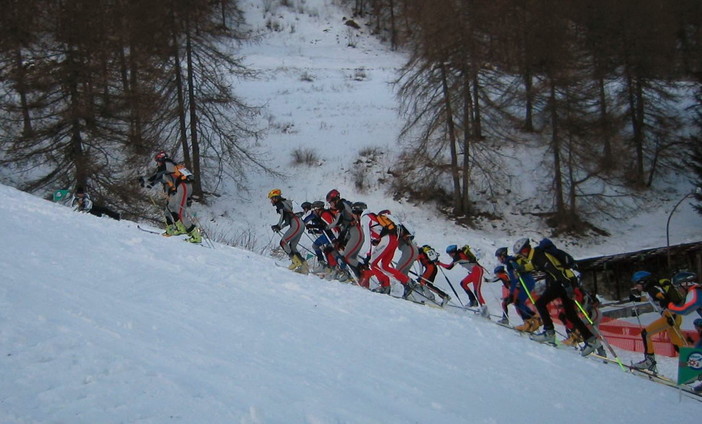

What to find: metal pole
left=666, top=191, right=694, bottom=269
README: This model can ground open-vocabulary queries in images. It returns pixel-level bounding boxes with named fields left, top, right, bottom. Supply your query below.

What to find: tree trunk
left=461, top=69, right=472, bottom=214
left=440, top=64, right=462, bottom=215
left=184, top=15, right=203, bottom=198
left=523, top=67, right=534, bottom=132
left=625, top=68, right=646, bottom=186
left=67, top=48, right=87, bottom=188
left=389, top=0, right=396, bottom=51
left=597, top=76, right=613, bottom=165
left=14, top=48, right=33, bottom=137
left=549, top=80, right=566, bottom=220
left=170, top=5, right=191, bottom=172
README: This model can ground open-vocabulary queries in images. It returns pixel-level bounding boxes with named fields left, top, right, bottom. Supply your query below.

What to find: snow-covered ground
left=1, top=184, right=701, bottom=424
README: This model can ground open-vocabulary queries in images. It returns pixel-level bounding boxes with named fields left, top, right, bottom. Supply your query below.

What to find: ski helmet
left=301, top=201, right=312, bottom=210
left=494, top=265, right=506, bottom=274
left=154, top=151, right=168, bottom=162
left=326, top=189, right=340, bottom=203
left=512, top=238, right=530, bottom=255
left=694, top=318, right=702, bottom=329
left=311, top=200, right=325, bottom=210
left=267, top=188, right=282, bottom=199
left=351, top=201, right=367, bottom=213
left=495, top=247, right=508, bottom=258
left=631, top=270, right=652, bottom=284
left=446, top=244, right=458, bottom=254
left=378, top=209, right=391, bottom=215
left=672, top=271, right=697, bottom=287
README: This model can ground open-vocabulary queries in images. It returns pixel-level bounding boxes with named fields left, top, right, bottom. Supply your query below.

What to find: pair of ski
left=496, top=318, right=702, bottom=401
left=137, top=225, right=210, bottom=247
left=589, top=353, right=702, bottom=401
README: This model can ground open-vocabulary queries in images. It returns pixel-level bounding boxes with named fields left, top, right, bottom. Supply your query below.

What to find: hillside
left=1, top=183, right=700, bottom=423
left=191, top=0, right=702, bottom=266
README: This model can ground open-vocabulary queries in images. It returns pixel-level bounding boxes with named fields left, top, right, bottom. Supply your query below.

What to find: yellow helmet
left=267, top=189, right=282, bottom=199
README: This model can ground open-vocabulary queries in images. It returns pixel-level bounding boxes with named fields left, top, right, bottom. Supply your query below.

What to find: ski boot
left=186, top=226, right=202, bottom=243
left=164, top=221, right=188, bottom=236
left=439, top=294, right=451, bottom=307
left=479, top=304, right=489, bottom=317
left=288, top=254, right=303, bottom=270
left=418, top=284, right=435, bottom=301
left=293, top=254, right=308, bottom=274
left=312, top=261, right=328, bottom=274
left=580, top=336, right=602, bottom=356
left=402, top=281, right=416, bottom=299
left=372, top=285, right=391, bottom=295
left=561, top=329, right=583, bottom=346
left=530, top=329, right=556, bottom=344
left=497, top=316, right=509, bottom=326
left=514, top=316, right=540, bottom=333
left=631, top=354, right=657, bottom=372
left=333, top=269, right=351, bottom=283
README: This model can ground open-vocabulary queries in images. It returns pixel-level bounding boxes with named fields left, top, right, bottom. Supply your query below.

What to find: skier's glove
left=664, top=312, right=675, bottom=327
left=564, top=283, right=574, bottom=299
left=271, top=224, right=281, bottom=232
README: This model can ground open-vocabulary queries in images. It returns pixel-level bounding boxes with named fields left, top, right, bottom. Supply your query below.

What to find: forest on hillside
left=0, top=0, right=272, bottom=220
left=345, top=0, right=702, bottom=231
left=1, top=0, right=701, bottom=232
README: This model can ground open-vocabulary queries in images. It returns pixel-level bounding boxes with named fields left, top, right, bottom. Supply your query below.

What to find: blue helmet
left=672, top=271, right=697, bottom=286
left=631, top=271, right=652, bottom=284
left=446, top=244, right=458, bottom=254
left=694, top=318, right=702, bottom=329
left=495, top=247, right=508, bottom=258
left=494, top=265, right=506, bottom=274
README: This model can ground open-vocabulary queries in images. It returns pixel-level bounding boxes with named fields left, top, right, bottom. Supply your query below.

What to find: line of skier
left=268, top=188, right=601, bottom=351
left=268, top=188, right=702, bottom=369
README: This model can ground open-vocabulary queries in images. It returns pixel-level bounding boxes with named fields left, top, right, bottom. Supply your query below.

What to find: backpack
left=460, top=245, right=478, bottom=263
left=165, top=158, right=193, bottom=182
left=538, top=238, right=577, bottom=270
left=376, top=212, right=397, bottom=233
left=660, top=278, right=685, bottom=306
left=174, top=163, right=194, bottom=182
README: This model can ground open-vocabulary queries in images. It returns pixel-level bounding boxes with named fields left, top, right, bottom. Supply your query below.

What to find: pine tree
left=688, top=74, right=702, bottom=214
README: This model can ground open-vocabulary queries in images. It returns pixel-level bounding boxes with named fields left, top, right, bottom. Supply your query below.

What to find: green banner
left=677, top=347, right=702, bottom=385
left=53, top=189, right=70, bottom=203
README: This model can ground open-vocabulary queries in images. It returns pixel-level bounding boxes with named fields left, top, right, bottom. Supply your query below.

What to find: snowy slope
left=1, top=184, right=700, bottom=424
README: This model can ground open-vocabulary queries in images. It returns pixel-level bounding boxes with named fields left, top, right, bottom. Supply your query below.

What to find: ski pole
left=666, top=312, right=691, bottom=348
left=573, top=298, right=626, bottom=371
left=439, top=267, right=464, bottom=307
left=408, top=270, right=450, bottom=299
left=148, top=194, right=169, bottom=228
left=517, top=274, right=537, bottom=305
left=186, top=212, right=216, bottom=249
